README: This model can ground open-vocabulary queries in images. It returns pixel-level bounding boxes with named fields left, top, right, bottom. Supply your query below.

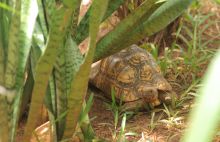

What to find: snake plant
left=0, top=0, right=193, bottom=141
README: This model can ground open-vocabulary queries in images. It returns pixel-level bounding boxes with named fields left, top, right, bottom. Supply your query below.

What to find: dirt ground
left=16, top=0, right=220, bottom=142
left=89, top=88, right=187, bottom=142
left=86, top=1, right=220, bottom=142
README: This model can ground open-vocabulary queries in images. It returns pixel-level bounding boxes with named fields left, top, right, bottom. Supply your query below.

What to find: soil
left=89, top=89, right=185, bottom=142
left=83, top=1, right=220, bottom=141
left=16, top=0, right=220, bottom=142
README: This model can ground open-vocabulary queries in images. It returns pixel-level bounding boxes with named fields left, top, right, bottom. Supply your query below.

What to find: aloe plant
left=0, top=0, right=193, bottom=141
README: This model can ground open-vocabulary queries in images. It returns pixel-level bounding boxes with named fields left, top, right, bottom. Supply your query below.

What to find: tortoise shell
left=90, top=45, right=173, bottom=106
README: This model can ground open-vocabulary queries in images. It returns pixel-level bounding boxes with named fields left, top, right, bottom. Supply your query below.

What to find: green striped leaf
left=0, top=0, right=39, bottom=141
left=0, top=1, right=20, bottom=142
left=0, top=2, right=10, bottom=82
left=52, top=1, right=81, bottom=140
left=94, top=0, right=194, bottom=61
left=74, top=0, right=124, bottom=44
left=43, top=0, right=56, bottom=29
left=62, top=0, right=109, bottom=139
left=10, top=0, right=38, bottom=141
left=93, top=0, right=162, bottom=61
left=0, top=96, right=9, bottom=142
left=54, top=36, right=83, bottom=140
left=24, top=1, right=77, bottom=141
left=0, top=2, right=16, bottom=13
left=5, top=0, right=21, bottom=88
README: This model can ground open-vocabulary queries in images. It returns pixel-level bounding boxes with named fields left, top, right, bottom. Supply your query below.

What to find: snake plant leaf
left=54, top=36, right=83, bottom=140
left=0, top=31, right=5, bottom=84
left=0, top=2, right=16, bottom=13
left=93, top=0, right=163, bottom=61
left=0, top=0, right=38, bottom=141
left=67, top=0, right=82, bottom=36
left=5, top=0, right=21, bottom=89
left=14, top=0, right=38, bottom=89
left=31, top=1, right=82, bottom=140
left=74, top=0, right=125, bottom=44
left=31, top=15, right=48, bottom=77
left=19, top=62, right=34, bottom=120
left=11, top=0, right=38, bottom=141
left=0, top=2, right=11, bottom=81
left=80, top=95, right=96, bottom=141
left=0, top=47, right=4, bottom=84
left=94, top=0, right=194, bottom=61
left=24, top=2, right=78, bottom=141
left=43, top=0, right=56, bottom=29
left=31, top=38, right=44, bottom=79
left=0, top=96, right=9, bottom=142
left=52, top=1, right=81, bottom=140
left=0, top=1, right=19, bottom=141
left=62, top=0, right=109, bottom=139
left=36, top=0, right=50, bottom=40
left=123, top=0, right=194, bottom=47
left=1, top=0, right=38, bottom=141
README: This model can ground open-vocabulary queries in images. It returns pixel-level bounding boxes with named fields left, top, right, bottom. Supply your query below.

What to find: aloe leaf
left=24, top=1, right=78, bottom=141
left=62, top=0, right=109, bottom=139
left=74, top=0, right=124, bottom=44
left=93, top=0, right=163, bottom=61
left=94, top=0, right=194, bottom=61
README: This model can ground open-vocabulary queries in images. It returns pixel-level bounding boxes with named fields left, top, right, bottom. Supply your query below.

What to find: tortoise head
left=145, top=51, right=174, bottom=104
left=153, top=75, right=174, bottom=104
left=135, top=50, right=174, bottom=105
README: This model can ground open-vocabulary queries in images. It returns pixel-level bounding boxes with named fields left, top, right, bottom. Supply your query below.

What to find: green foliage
left=213, top=0, right=220, bottom=5
left=94, top=0, right=194, bottom=61
left=182, top=50, right=220, bottom=142
left=0, top=0, right=193, bottom=141
left=175, top=12, right=217, bottom=72
left=140, top=4, right=219, bottom=141
left=74, top=0, right=125, bottom=44
left=62, top=0, right=109, bottom=140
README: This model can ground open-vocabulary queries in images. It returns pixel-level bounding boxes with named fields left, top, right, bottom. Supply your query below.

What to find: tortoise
left=90, top=45, right=175, bottom=109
